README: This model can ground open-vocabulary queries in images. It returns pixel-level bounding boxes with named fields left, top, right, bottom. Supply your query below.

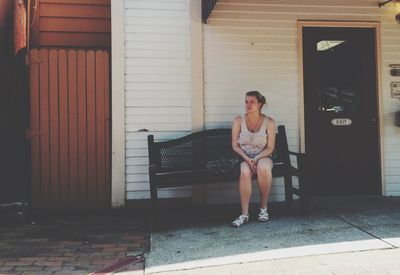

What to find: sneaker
left=257, top=208, right=269, bottom=222
left=231, top=214, right=249, bottom=227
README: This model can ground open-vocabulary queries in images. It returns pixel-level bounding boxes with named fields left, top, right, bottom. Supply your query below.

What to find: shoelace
left=232, top=215, right=248, bottom=226
left=258, top=208, right=269, bottom=220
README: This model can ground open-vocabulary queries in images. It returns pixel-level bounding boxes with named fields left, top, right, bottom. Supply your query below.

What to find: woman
left=231, top=91, right=276, bottom=227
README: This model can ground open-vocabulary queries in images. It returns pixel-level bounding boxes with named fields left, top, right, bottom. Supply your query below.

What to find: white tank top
left=238, top=115, right=268, bottom=159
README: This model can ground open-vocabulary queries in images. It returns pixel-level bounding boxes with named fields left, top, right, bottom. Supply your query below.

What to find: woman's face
left=245, top=96, right=261, bottom=113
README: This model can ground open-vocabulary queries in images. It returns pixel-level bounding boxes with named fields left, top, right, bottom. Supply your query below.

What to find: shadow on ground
left=0, top=209, right=149, bottom=274
left=146, top=196, right=400, bottom=273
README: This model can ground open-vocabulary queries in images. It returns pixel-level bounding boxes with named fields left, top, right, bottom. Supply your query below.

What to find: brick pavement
left=0, top=211, right=148, bottom=274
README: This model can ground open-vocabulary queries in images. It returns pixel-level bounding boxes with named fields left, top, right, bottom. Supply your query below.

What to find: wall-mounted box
left=391, top=82, right=400, bottom=99
left=391, top=68, right=400, bottom=76
left=390, top=64, right=400, bottom=76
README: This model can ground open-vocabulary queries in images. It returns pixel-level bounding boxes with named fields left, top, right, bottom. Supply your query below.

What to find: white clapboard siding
left=124, top=0, right=400, bottom=202
left=203, top=0, right=400, bottom=202
left=124, top=0, right=192, bottom=200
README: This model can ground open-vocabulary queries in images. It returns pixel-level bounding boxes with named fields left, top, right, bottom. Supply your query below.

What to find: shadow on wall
left=0, top=1, right=29, bottom=203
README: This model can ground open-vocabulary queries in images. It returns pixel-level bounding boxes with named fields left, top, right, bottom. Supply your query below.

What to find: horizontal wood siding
left=124, top=0, right=400, bottom=203
left=124, top=0, right=192, bottom=200
left=203, top=0, right=400, bottom=202
left=32, top=0, right=110, bottom=48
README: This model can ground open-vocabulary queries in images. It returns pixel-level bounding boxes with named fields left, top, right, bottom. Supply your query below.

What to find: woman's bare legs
left=256, top=158, right=273, bottom=209
left=239, top=161, right=253, bottom=215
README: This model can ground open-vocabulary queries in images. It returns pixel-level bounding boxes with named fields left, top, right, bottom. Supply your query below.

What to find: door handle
left=318, top=106, right=344, bottom=113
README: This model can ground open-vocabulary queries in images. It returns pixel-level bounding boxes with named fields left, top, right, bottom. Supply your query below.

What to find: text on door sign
left=331, top=118, right=352, bottom=126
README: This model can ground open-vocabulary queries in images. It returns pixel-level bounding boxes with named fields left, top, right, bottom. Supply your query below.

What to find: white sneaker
left=231, top=214, right=249, bottom=227
left=257, top=208, right=269, bottom=222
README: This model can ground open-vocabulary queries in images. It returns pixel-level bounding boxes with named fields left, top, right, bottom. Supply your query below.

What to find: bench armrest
left=288, top=151, right=304, bottom=157
left=288, top=151, right=307, bottom=170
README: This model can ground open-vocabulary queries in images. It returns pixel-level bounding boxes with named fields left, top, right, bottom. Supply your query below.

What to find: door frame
left=297, top=21, right=384, bottom=195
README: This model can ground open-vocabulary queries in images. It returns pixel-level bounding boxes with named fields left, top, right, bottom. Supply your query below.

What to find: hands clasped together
left=245, top=157, right=258, bottom=174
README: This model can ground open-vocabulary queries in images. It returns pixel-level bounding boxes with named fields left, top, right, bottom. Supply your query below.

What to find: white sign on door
left=331, top=118, right=352, bottom=126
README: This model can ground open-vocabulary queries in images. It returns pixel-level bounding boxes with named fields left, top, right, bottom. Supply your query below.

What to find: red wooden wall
left=29, top=48, right=110, bottom=212
left=30, top=0, right=111, bottom=49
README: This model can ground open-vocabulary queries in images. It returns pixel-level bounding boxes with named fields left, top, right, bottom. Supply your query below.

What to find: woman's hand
left=246, top=158, right=257, bottom=174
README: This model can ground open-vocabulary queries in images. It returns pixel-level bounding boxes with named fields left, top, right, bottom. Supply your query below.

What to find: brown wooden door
left=303, top=27, right=381, bottom=196
left=29, top=49, right=110, bottom=212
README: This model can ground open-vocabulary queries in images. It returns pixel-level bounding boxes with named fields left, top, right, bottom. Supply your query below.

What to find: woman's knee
left=240, top=162, right=252, bottom=178
left=257, top=158, right=273, bottom=175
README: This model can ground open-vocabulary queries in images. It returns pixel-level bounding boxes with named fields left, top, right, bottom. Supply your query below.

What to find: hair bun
left=261, top=95, right=266, bottom=105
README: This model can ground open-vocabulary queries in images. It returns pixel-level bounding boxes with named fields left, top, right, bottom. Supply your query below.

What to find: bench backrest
left=273, top=125, right=290, bottom=164
left=148, top=125, right=290, bottom=172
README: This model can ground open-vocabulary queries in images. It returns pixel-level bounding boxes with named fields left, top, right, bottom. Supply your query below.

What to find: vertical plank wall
left=29, top=49, right=111, bottom=212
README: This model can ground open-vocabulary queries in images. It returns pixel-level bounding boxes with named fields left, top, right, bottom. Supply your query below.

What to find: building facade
left=111, top=0, right=400, bottom=205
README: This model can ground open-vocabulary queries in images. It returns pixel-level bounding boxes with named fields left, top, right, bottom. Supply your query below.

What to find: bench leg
left=298, top=154, right=309, bottom=214
left=299, top=176, right=308, bottom=215
left=150, top=181, right=159, bottom=231
left=284, top=175, right=293, bottom=205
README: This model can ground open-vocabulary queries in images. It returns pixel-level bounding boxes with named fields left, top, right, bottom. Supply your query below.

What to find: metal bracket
left=379, top=0, right=395, bottom=7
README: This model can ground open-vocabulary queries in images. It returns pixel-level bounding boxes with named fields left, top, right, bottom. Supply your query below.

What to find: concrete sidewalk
left=1, top=196, right=400, bottom=274
left=152, top=247, right=400, bottom=275
left=146, top=196, right=400, bottom=274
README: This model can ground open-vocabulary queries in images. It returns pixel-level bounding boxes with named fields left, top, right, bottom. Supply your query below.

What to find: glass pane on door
left=317, top=40, right=360, bottom=113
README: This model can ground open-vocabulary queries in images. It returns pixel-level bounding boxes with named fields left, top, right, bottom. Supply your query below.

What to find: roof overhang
left=202, top=0, right=218, bottom=23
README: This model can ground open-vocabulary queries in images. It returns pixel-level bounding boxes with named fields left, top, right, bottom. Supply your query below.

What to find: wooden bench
left=147, top=125, right=308, bottom=225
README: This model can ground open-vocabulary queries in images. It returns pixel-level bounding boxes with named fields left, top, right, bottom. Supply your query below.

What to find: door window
left=317, top=40, right=360, bottom=113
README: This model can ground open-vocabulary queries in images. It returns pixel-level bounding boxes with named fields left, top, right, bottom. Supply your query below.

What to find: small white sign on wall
left=391, top=82, right=400, bottom=99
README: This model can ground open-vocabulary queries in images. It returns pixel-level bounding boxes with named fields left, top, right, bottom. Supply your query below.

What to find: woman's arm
left=231, top=117, right=255, bottom=171
left=254, top=117, right=276, bottom=162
